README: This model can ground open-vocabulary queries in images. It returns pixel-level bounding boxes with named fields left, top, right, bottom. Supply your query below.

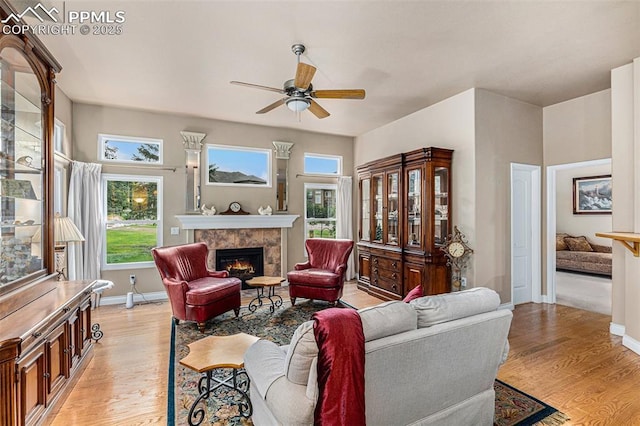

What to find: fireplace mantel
left=175, top=214, right=299, bottom=230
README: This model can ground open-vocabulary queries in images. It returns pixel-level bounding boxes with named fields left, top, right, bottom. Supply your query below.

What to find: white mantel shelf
left=175, top=214, right=299, bottom=230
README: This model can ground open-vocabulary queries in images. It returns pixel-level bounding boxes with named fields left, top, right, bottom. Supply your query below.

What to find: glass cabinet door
left=361, top=178, right=371, bottom=241
left=407, top=168, right=421, bottom=247
left=434, top=166, right=449, bottom=246
left=372, top=175, right=383, bottom=242
left=386, top=172, right=399, bottom=245
left=0, top=47, right=45, bottom=286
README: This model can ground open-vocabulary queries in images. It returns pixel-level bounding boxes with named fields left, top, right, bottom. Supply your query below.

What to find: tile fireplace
left=216, top=247, right=264, bottom=289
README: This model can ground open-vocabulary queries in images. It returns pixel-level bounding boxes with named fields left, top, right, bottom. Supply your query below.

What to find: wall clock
left=220, top=201, right=250, bottom=215
left=441, top=226, right=473, bottom=290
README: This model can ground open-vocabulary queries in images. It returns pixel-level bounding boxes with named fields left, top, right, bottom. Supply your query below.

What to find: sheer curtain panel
left=67, top=161, right=103, bottom=280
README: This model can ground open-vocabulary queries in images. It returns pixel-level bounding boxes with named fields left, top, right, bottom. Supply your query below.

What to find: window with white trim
left=102, top=174, right=163, bottom=269
left=303, top=153, right=342, bottom=176
left=305, top=183, right=338, bottom=243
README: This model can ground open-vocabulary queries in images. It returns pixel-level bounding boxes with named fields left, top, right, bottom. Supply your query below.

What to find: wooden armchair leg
left=234, top=307, right=240, bottom=317
left=290, top=297, right=296, bottom=306
left=197, top=322, right=205, bottom=333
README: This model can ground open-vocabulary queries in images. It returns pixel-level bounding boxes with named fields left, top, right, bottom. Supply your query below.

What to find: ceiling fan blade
left=311, top=89, right=366, bottom=100
left=230, top=81, right=285, bottom=94
left=256, top=98, right=286, bottom=114
left=294, top=63, right=316, bottom=90
left=308, top=99, right=330, bottom=119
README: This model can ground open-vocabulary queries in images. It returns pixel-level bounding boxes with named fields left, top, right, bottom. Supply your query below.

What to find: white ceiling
left=38, top=1, right=640, bottom=137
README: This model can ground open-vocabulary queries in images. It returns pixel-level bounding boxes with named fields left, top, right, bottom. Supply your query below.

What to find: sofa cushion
left=287, top=268, right=340, bottom=287
left=358, top=301, right=417, bottom=342
left=556, top=233, right=569, bottom=251
left=409, top=287, right=501, bottom=328
left=403, top=284, right=424, bottom=302
left=564, top=236, right=593, bottom=252
left=185, top=277, right=241, bottom=306
left=283, top=320, right=318, bottom=385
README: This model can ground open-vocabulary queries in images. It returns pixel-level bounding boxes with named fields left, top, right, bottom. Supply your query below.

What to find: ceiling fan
left=230, top=44, right=366, bottom=119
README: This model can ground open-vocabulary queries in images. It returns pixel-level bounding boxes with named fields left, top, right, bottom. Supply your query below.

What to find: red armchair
left=151, top=242, right=241, bottom=332
left=287, top=238, right=354, bottom=306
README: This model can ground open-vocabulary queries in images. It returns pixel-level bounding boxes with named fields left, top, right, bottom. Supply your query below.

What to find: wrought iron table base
left=188, top=368, right=252, bottom=426
left=248, top=286, right=283, bottom=313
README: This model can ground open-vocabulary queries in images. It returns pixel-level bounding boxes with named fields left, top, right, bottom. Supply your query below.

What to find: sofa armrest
left=335, top=264, right=347, bottom=276
left=208, top=270, right=229, bottom=278
left=294, top=261, right=312, bottom=271
left=245, top=340, right=287, bottom=399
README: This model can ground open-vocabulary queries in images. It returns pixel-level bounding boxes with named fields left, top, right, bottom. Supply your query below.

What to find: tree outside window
left=102, top=174, right=162, bottom=268
left=305, top=184, right=337, bottom=242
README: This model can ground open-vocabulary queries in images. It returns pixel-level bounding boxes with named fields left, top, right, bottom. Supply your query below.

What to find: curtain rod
left=105, top=164, right=178, bottom=172
left=295, top=173, right=352, bottom=179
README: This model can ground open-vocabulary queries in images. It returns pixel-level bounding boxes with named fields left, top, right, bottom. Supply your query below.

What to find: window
left=304, top=153, right=342, bottom=176
left=98, top=134, right=163, bottom=165
left=54, top=119, right=65, bottom=153
left=102, top=174, right=163, bottom=269
left=206, top=144, right=272, bottom=187
left=305, top=183, right=338, bottom=243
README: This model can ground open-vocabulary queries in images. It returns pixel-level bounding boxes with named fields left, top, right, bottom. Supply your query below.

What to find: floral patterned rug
left=168, top=302, right=568, bottom=426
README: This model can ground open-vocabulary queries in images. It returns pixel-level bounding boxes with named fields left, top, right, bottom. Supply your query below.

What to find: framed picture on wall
left=573, top=175, right=612, bottom=214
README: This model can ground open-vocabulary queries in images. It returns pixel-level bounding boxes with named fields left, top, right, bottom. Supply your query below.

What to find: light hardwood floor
left=50, top=283, right=640, bottom=425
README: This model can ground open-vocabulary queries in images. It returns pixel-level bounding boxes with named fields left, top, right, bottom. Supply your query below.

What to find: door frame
left=510, top=163, right=542, bottom=305
left=545, top=158, right=612, bottom=304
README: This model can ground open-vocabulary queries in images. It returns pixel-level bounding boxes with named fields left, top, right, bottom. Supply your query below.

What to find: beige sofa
left=244, top=287, right=512, bottom=426
left=556, top=234, right=612, bottom=276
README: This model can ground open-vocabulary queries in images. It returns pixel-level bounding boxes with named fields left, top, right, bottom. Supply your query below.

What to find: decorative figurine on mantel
left=258, top=205, right=273, bottom=216
left=201, top=204, right=216, bottom=215
left=441, top=226, right=473, bottom=291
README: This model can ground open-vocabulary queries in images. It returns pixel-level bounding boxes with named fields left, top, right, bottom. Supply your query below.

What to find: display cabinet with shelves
left=0, top=9, right=96, bottom=426
left=357, top=147, right=453, bottom=300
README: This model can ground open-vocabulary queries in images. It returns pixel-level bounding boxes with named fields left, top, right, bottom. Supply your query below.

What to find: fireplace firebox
left=215, top=247, right=264, bottom=289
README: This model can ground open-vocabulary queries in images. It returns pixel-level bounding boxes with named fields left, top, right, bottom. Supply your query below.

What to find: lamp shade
left=54, top=213, right=85, bottom=244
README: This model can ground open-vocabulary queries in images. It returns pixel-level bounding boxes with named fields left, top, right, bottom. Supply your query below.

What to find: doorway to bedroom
left=547, top=159, right=612, bottom=315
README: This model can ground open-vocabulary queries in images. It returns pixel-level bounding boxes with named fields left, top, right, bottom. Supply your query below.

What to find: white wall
left=556, top=164, right=612, bottom=246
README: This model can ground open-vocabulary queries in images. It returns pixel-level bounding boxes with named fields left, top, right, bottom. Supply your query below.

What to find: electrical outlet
left=129, top=274, right=136, bottom=286
left=170, top=227, right=180, bottom=235
left=460, top=277, right=467, bottom=288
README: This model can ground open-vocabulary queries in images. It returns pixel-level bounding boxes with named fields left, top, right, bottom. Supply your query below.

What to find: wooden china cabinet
left=357, top=147, right=453, bottom=300
left=0, top=4, right=95, bottom=426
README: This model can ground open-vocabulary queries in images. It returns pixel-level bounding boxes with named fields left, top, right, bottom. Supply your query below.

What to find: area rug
left=168, top=302, right=569, bottom=426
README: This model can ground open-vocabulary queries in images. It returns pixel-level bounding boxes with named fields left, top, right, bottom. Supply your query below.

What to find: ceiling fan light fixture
left=286, top=97, right=310, bottom=112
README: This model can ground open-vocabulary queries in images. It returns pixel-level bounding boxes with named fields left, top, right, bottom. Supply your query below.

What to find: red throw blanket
left=312, top=308, right=366, bottom=426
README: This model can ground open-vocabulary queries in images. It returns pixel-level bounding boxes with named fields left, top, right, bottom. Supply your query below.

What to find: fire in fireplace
left=215, top=247, right=264, bottom=289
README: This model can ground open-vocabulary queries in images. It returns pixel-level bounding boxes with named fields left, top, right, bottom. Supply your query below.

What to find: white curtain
left=336, top=176, right=356, bottom=280
left=67, top=161, right=103, bottom=280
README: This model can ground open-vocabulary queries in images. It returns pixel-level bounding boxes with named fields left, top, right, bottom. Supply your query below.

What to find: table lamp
left=54, top=213, right=85, bottom=280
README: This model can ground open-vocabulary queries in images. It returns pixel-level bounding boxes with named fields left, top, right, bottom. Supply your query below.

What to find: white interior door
left=511, top=164, right=540, bottom=305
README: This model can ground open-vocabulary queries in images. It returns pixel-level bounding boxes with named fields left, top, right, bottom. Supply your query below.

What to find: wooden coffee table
left=180, top=333, right=260, bottom=425
left=246, top=276, right=285, bottom=313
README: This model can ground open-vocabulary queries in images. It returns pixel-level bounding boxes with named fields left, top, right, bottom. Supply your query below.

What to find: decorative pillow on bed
left=564, top=236, right=593, bottom=252
left=556, top=233, right=569, bottom=251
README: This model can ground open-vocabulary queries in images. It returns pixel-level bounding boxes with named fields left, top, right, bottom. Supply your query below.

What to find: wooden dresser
left=0, top=278, right=94, bottom=426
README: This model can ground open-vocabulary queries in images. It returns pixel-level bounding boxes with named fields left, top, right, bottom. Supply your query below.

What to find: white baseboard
left=99, top=291, right=168, bottom=306
left=623, top=334, right=640, bottom=355
left=499, top=302, right=514, bottom=311
left=541, top=294, right=552, bottom=304
left=610, top=322, right=625, bottom=336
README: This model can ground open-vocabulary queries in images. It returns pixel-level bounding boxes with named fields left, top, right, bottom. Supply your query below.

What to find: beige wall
left=610, top=59, right=640, bottom=352
left=474, top=90, right=543, bottom=302
left=72, top=103, right=353, bottom=296
left=556, top=164, right=612, bottom=246
left=543, top=90, right=612, bottom=166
